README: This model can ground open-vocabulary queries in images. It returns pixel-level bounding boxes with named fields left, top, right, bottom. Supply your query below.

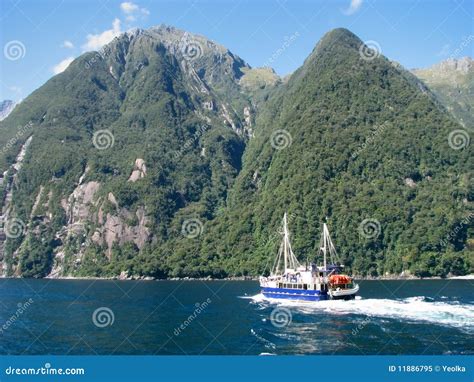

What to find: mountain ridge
left=0, top=27, right=471, bottom=279
left=412, top=57, right=473, bottom=130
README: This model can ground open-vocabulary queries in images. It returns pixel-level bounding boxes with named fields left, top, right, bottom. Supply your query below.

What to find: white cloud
left=62, top=40, right=74, bottom=49
left=343, top=0, right=363, bottom=15
left=52, top=57, right=74, bottom=74
left=82, top=18, right=122, bottom=51
left=120, top=2, right=139, bottom=13
left=120, top=2, right=149, bottom=22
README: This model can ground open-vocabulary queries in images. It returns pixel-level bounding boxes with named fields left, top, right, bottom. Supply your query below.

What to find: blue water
left=0, top=279, right=473, bottom=355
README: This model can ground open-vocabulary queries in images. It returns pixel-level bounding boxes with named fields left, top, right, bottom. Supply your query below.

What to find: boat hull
left=329, top=284, right=359, bottom=300
left=261, top=287, right=329, bottom=301
left=330, top=293, right=356, bottom=300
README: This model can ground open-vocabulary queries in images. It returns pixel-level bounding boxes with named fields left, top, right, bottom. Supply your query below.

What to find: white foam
left=247, top=294, right=474, bottom=332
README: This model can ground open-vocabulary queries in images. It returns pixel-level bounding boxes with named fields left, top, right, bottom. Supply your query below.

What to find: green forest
left=0, top=27, right=472, bottom=279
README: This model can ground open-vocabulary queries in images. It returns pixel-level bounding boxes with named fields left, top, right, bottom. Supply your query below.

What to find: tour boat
left=259, top=213, right=359, bottom=301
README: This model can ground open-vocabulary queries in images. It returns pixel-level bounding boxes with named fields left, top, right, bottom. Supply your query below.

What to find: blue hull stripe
left=261, top=287, right=329, bottom=301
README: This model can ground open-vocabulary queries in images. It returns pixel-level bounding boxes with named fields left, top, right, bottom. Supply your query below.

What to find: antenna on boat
left=271, top=212, right=301, bottom=274
left=283, top=212, right=288, bottom=271
left=267, top=212, right=305, bottom=276
left=322, top=222, right=327, bottom=270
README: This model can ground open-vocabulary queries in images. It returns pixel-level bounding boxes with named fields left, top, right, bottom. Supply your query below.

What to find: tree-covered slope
left=202, top=29, right=473, bottom=278
left=0, top=27, right=471, bottom=279
left=0, top=26, right=252, bottom=278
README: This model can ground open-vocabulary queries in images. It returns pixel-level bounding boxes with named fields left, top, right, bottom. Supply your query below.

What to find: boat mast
left=323, top=223, right=327, bottom=270
left=283, top=213, right=288, bottom=271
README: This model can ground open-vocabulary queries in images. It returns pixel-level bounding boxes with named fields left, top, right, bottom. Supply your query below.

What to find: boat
left=259, top=213, right=359, bottom=301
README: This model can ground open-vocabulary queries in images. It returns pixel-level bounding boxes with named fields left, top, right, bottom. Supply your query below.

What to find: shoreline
left=1, top=274, right=473, bottom=281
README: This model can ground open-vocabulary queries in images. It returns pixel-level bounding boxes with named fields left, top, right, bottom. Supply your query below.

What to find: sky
left=0, top=0, right=473, bottom=101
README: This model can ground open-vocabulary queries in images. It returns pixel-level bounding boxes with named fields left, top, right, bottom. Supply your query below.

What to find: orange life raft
left=329, top=275, right=351, bottom=285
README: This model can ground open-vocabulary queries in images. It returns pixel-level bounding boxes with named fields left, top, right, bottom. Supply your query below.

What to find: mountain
left=0, top=25, right=252, bottom=278
left=412, top=57, right=474, bottom=130
left=0, top=100, right=16, bottom=121
left=201, top=29, right=473, bottom=278
left=0, top=27, right=471, bottom=279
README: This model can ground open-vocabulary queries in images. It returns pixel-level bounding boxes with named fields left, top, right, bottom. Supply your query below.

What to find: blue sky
left=1, top=0, right=473, bottom=101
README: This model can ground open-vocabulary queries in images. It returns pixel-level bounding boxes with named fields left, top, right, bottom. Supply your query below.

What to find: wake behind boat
left=259, top=213, right=359, bottom=301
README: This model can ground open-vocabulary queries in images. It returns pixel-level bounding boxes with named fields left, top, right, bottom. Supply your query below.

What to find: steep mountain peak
left=148, top=24, right=224, bottom=47
left=103, top=24, right=232, bottom=63
left=80, top=23, right=250, bottom=93
left=289, top=27, right=387, bottom=89
left=307, top=27, right=363, bottom=60
left=319, top=27, right=362, bottom=46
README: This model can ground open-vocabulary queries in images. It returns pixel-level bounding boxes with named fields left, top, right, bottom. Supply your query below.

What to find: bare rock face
left=30, top=185, right=44, bottom=217
left=118, top=270, right=129, bottom=280
left=108, top=192, right=118, bottom=208
left=404, top=178, right=416, bottom=188
left=243, top=106, right=253, bottom=137
left=47, top=251, right=65, bottom=279
left=221, top=104, right=237, bottom=132
left=436, top=57, right=473, bottom=75
left=67, top=181, right=101, bottom=226
left=93, top=206, right=150, bottom=257
left=0, top=137, right=33, bottom=275
left=47, top=180, right=101, bottom=276
left=128, top=158, right=147, bottom=182
left=0, top=100, right=16, bottom=121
